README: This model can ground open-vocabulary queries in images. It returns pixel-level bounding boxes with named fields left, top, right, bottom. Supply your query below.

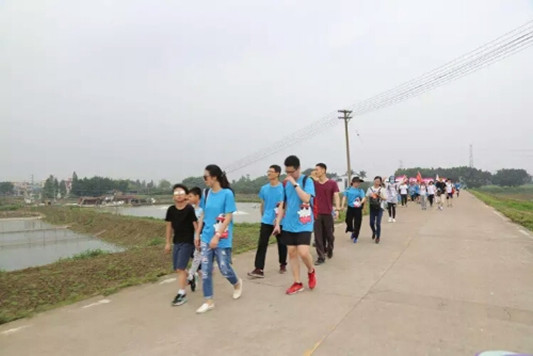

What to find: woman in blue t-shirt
left=196, top=164, right=243, bottom=314
left=341, top=177, right=366, bottom=243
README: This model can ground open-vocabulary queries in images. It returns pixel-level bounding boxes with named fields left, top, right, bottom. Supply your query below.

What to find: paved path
left=1, top=192, right=532, bottom=355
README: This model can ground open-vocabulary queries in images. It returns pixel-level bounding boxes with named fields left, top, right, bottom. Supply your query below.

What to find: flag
left=417, top=171, right=422, bottom=183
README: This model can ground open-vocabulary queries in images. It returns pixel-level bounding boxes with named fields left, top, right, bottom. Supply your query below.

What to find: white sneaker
left=196, top=302, right=215, bottom=314
left=393, top=219, right=396, bottom=223
left=388, top=218, right=392, bottom=223
left=233, top=278, right=243, bottom=300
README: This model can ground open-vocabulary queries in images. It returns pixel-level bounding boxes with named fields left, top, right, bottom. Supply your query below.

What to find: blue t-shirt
left=200, top=189, right=236, bottom=249
left=343, top=187, right=365, bottom=208
left=258, top=183, right=284, bottom=225
left=281, top=176, right=315, bottom=233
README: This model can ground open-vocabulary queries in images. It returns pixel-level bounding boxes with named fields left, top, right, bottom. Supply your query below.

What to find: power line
left=224, top=20, right=533, bottom=173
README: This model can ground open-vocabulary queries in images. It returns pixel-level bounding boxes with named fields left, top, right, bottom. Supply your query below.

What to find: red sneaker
left=286, top=282, right=304, bottom=295
left=308, top=269, right=317, bottom=290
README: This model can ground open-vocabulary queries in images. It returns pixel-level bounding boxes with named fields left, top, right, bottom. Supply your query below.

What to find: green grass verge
left=471, top=189, right=533, bottom=231
left=0, top=206, right=260, bottom=325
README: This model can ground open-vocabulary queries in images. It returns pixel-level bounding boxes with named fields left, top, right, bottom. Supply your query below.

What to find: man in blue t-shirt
left=273, top=155, right=317, bottom=295
left=248, top=165, right=287, bottom=278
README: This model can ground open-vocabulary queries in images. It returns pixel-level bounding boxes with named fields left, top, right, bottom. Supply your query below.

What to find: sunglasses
left=173, top=191, right=186, bottom=196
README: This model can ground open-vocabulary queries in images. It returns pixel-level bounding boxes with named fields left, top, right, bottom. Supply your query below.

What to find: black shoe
left=188, top=274, right=197, bottom=292
left=375, top=237, right=380, bottom=244
left=327, top=250, right=333, bottom=259
left=314, top=259, right=325, bottom=266
left=372, top=233, right=376, bottom=240
left=171, top=293, right=187, bottom=306
left=247, top=268, right=264, bottom=278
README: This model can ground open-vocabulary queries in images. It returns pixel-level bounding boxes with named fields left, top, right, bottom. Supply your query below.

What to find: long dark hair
left=205, top=164, right=232, bottom=190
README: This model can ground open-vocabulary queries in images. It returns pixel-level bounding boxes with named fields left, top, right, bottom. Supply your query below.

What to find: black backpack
left=368, top=188, right=382, bottom=210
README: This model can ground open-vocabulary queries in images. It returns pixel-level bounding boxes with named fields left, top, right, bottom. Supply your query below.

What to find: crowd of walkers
left=163, top=156, right=460, bottom=313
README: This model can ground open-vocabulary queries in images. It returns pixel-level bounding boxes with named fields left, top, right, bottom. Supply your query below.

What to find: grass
left=0, top=206, right=260, bottom=325
left=471, top=185, right=533, bottom=231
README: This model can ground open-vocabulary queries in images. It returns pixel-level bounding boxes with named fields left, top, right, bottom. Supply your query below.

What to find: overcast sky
left=2, top=0, right=532, bottom=183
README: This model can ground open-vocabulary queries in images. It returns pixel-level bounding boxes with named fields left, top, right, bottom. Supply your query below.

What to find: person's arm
left=333, top=192, right=340, bottom=219
left=286, top=176, right=311, bottom=203
left=165, top=222, right=172, bottom=253
left=273, top=201, right=284, bottom=235
left=195, top=213, right=203, bottom=249
left=341, top=195, right=347, bottom=210
left=210, top=212, right=233, bottom=249
left=260, top=200, right=265, bottom=216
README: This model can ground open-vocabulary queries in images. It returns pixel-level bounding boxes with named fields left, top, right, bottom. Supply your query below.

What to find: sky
left=1, top=0, right=532, bottom=183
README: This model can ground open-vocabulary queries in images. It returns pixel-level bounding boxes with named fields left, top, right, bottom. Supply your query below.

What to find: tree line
left=394, top=167, right=531, bottom=188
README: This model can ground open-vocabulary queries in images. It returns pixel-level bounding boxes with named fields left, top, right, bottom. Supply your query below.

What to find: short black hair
left=189, top=187, right=202, bottom=197
left=284, top=155, right=300, bottom=169
left=270, top=164, right=281, bottom=174
left=172, top=184, right=188, bottom=194
left=316, top=163, right=327, bottom=171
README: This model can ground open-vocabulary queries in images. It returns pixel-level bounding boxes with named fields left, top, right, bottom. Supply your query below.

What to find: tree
left=493, top=169, right=531, bottom=187
left=0, top=182, right=14, bottom=195
left=357, top=170, right=367, bottom=179
left=158, top=179, right=172, bottom=192
left=42, top=175, right=56, bottom=199
left=71, top=172, right=80, bottom=196
left=181, top=176, right=206, bottom=189
left=59, top=180, right=67, bottom=198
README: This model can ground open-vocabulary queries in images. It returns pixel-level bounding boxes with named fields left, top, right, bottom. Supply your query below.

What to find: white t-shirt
left=419, top=185, right=427, bottom=196
left=427, top=185, right=436, bottom=195
left=446, top=183, right=453, bottom=193
left=399, top=184, right=408, bottom=195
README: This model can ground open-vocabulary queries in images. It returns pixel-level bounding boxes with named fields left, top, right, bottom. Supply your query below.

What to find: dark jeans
left=428, top=194, right=435, bottom=207
left=254, top=223, right=287, bottom=270
left=345, top=207, right=363, bottom=238
left=369, top=208, right=384, bottom=238
left=314, top=214, right=335, bottom=261
left=401, top=194, right=408, bottom=206
left=387, top=203, right=396, bottom=218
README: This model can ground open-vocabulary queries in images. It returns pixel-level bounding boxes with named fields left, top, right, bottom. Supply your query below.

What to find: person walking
left=385, top=177, right=398, bottom=222
left=399, top=180, right=409, bottom=206
left=273, top=155, right=317, bottom=295
left=446, top=179, right=454, bottom=207
left=312, top=163, right=340, bottom=265
left=419, top=182, right=428, bottom=210
left=366, top=176, right=387, bottom=244
left=196, top=165, right=243, bottom=314
left=427, top=181, right=436, bottom=208
left=341, top=177, right=366, bottom=243
left=248, top=165, right=287, bottom=278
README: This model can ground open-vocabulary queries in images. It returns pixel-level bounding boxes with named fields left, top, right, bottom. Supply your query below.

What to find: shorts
left=447, top=193, right=453, bottom=199
left=280, top=231, right=312, bottom=246
left=172, top=243, right=194, bottom=270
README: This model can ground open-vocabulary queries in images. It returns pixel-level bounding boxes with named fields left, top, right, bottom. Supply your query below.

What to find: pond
left=0, top=218, right=124, bottom=271
left=101, top=202, right=262, bottom=223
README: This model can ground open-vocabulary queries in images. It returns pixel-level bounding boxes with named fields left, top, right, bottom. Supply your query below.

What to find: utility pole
left=469, top=144, right=474, bottom=168
left=338, top=110, right=353, bottom=183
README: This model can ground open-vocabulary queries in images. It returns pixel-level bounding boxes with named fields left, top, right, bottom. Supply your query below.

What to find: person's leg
left=275, top=234, right=288, bottom=268
left=287, top=245, right=300, bottom=283
left=313, top=215, right=326, bottom=262
left=345, top=207, right=355, bottom=233
left=215, top=248, right=239, bottom=285
left=200, top=242, right=215, bottom=301
left=369, top=209, right=377, bottom=237
left=323, top=215, right=335, bottom=257
left=375, top=210, right=383, bottom=241
left=391, top=203, right=396, bottom=219
left=253, top=223, right=273, bottom=271
left=188, top=249, right=201, bottom=280
left=353, top=208, right=363, bottom=239
left=387, top=203, right=393, bottom=218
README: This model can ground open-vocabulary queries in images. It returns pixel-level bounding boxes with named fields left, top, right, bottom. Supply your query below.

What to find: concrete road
left=1, top=192, right=532, bottom=355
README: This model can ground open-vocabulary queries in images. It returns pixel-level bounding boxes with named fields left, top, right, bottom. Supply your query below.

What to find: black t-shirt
left=436, top=182, right=446, bottom=194
left=165, top=204, right=197, bottom=244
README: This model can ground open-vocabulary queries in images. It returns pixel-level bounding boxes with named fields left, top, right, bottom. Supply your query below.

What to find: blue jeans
left=369, top=208, right=383, bottom=238
left=201, top=242, right=239, bottom=299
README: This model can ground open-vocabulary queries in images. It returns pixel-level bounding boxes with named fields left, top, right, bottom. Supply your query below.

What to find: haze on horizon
left=2, top=0, right=532, bottom=184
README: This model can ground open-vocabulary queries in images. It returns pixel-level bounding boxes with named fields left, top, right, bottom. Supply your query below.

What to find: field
left=471, top=185, right=533, bottom=231
left=0, top=207, right=260, bottom=324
